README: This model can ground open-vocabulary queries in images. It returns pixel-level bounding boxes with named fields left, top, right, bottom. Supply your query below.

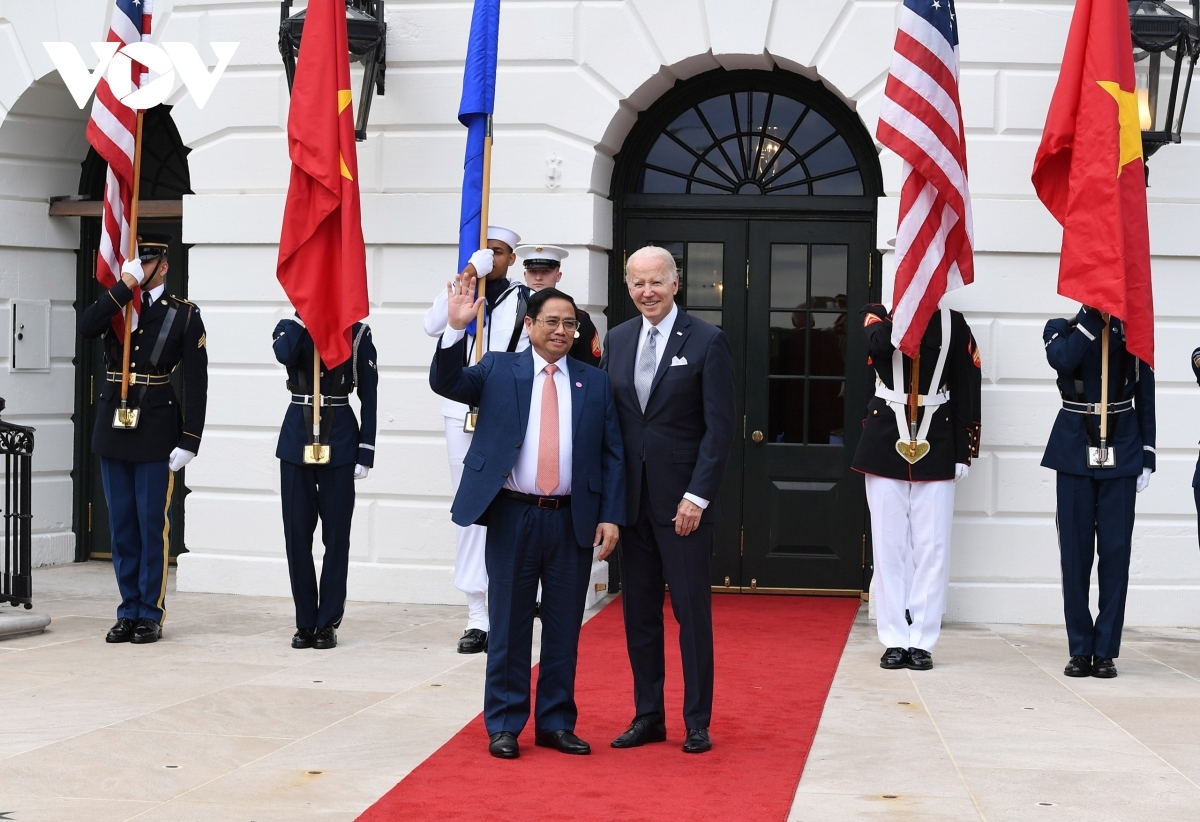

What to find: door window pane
left=811, top=245, right=848, bottom=307
left=685, top=243, right=723, bottom=308
left=769, top=244, right=808, bottom=309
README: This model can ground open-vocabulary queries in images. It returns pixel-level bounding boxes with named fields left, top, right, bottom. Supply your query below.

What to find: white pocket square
left=670, top=356, right=688, bottom=366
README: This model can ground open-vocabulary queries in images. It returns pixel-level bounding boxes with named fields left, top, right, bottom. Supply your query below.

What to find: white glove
left=954, top=463, right=969, bottom=482
left=168, top=448, right=195, bottom=472
left=121, top=259, right=143, bottom=282
left=353, top=464, right=370, bottom=480
left=468, top=248, right=493, bottom=279
left=1136, top=466, right=1151, bottom=493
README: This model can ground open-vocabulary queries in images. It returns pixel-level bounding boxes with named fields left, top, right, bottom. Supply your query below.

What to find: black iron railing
left=0, top=399, right=33, bottom=609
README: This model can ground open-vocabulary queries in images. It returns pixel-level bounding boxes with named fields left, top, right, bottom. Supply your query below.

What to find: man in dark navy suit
left=79, top=233, right=207, bottom=645
left=1044, top=306, right=1155, bottom=679
left=430, top=276, right=624, bottom=760
left=273, top=315, right=378, bottom=650
left=601, top=245, right=735, bottom=755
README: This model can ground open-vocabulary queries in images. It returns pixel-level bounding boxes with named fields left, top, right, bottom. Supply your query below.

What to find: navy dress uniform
left=516, top=244, right=602, bottom=367
left=1044, top=307, right=1155, bottom=678
left=273, top=318, right=378, bottom=650
left=78, top=233, right=208, bottom=644
left=852, top=304, right=981, bottom=671
left=1192, top=347, right=1200, bottom=546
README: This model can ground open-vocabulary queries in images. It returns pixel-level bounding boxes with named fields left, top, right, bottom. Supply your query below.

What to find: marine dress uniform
left=424, top=226, right=531, bottom=653
left=1044, top=307, right=1155, bottom=679
left=273, top=317, right=378, bottom=650
left=78, top=235, right=207, bottom=644
left=852, top=304, right=981, bottom=671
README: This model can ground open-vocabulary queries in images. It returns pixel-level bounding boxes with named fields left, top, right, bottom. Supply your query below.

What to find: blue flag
left=457, top=0, right=500, bottom=272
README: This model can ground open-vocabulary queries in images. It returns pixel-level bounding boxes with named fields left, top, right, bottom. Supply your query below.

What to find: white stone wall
left=2, top=1, right=1199, bottom=623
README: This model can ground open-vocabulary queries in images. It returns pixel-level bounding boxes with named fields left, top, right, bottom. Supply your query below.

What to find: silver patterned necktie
left=635, top=327, right=658, bottom=411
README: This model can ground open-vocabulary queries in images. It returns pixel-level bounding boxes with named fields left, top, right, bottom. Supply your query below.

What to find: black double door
left=621, top=216, right=874, bottom=593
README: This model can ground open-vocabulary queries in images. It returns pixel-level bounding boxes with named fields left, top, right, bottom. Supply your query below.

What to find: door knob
left=751, top=430, right=764, bottom=443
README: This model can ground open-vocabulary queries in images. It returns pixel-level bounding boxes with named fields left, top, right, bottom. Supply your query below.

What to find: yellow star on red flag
left=1096, top=80, right=1143, bottom=176
left=338, top=89, right=354, bottom=180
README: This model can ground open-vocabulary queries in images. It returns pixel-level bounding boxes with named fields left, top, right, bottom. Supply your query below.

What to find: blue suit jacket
left=1041, top=308, right=1155, bottom=479
left=429, top=338, right=626, bottom=548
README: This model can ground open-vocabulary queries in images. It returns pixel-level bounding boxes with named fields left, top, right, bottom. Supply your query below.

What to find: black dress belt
left=291, top=394, right=350, bottom=407
left=499, top=488, right=571, bottom=509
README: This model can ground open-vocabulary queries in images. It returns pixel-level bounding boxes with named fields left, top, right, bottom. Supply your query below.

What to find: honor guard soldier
left=1044, top=307, right=1154, bottom=679
left=1192, top=347, right=1200, bottom=547
left=424, top=226, right=531, bottom=654
left=852, top=304, right=981, bottom=672
left=78, top=233, right=208, bottom=645
left=273, top=315, right=378, bottom=650
left=516, top=244, right=602, bottom=366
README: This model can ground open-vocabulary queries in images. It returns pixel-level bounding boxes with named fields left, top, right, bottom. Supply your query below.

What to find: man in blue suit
left=1044, top=306, right=1155, bottom=679
left=430, top=276, right=625, bottom=760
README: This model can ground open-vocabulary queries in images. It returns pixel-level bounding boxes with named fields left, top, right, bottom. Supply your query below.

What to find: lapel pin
left=575, top=381, right=582, bottom=387
left=676, top=331, right=682, bottom=336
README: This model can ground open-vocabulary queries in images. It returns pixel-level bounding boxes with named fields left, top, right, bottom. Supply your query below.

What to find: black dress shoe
left=611, top=716, right=668, bottom=748
left=906, top=648, right=933, bottom=670
left=131, top=618, right=162, bottom=644
left=106, top=618, right=136, bottom=643
left=489, top=731, right=519, bottom=759
left=535, top=730, right=591, bottom=755
left=457, top=628, right=488, bottom=654
left=880, top=647, right=909, bottom=669
left=1064, top=655, right=1093, bottom=677
left=292, top=628, right=315, bottom=649
left=313, top=626, right=337, bottom=650
left=1092, top=657, right=1117, bottom=678
left=682, top=728, right=712, bottom=754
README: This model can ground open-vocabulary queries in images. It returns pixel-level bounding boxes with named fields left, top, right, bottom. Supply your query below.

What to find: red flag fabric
left=276, top=0, right=368, bottom=368
left=1032, top=0, right=1153, bottom=367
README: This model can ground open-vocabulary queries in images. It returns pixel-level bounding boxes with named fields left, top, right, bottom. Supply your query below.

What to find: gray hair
left=625, top=245, right=679, bottom=285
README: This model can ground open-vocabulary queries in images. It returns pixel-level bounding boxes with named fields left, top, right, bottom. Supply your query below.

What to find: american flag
left=876, top=0, right=974, bottom=357
left=86, top=0, right=153, bottom=336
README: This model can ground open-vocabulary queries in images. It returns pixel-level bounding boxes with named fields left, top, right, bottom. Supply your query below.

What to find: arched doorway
left=610, top=69, right=883, bottom=595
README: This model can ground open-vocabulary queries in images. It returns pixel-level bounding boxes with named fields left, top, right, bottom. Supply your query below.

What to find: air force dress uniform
left=78, top=234, right=208, bottom=644
left=852, top=304, right=981, bottom=670
left=1043, top=308, right=1155, bottom=678
left=273, top=318, right=378, bottom=650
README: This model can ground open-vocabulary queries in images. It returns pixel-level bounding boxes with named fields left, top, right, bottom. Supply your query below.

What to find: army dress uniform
left=78, top=238, right=208, bottom=644
left=1044, top=308, right=1155, bottom=678
left=852, top=304, right=981, bottom=670
left=273, top=318, right=378, bottom=650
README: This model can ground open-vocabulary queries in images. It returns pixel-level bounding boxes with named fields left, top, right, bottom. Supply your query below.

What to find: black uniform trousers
left=619, top=473, right=714, bottom=730
left=280, top=461, right=354, bottom=630
left=100, top=457, right=173, bottom=623
left=484, top=495, right=592, bottom=735
left=1056, top=473, right=1137, bottom=659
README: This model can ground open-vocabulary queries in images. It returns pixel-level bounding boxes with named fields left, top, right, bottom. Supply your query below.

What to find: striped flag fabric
left=85, top=0, right=153, bottom=336
left=876, top=0, right=974, bottom=358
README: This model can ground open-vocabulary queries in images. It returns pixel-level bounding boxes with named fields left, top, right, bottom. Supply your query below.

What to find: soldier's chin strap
left=138, top=256, right=165, bottom=290
left=884, top=308, right=952, bottom=449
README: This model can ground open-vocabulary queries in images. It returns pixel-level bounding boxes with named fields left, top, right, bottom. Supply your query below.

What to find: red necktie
left=536, top=364, right=559, bottom=495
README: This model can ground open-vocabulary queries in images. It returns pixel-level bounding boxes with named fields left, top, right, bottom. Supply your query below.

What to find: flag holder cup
left=1086, top=321, right=1116, bottom=469
left=112, top=109, right=148, bottom=431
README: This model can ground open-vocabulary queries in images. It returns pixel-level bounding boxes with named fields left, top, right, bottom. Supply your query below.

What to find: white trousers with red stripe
left=445, top=418, right=489, bottom=631
left=865, top=474, right=956, bottom=653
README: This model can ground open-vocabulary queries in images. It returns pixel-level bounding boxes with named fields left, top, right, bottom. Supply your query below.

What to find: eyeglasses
left=534, top=317, right=579, bottom=332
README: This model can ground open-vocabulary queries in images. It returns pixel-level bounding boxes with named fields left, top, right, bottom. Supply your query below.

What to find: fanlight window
left=637, top=90, right=864, bottom=196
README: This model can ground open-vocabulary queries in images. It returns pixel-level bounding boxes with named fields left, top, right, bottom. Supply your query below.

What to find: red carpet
left=358, top=594, right=860, bottom=822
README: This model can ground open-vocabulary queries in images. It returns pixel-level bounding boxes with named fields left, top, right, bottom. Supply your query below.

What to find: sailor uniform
left=1043, top=308, right=1155, bottom=660
left=78, top=276, right=208, bottom=626
left=273, top=318, right=378, bottom=631
left=851, top=304, right=981, bottom=654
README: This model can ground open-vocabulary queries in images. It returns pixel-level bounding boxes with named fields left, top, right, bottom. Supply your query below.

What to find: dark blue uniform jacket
left=1042, top=308, right=1155, bottom=479
left=1191, top=347, right=1200, bottom=488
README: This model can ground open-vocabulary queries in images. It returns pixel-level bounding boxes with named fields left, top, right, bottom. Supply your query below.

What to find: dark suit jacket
left=601, top=309, right=736, bottom=526
left=429, top=338, right=626, bottom=548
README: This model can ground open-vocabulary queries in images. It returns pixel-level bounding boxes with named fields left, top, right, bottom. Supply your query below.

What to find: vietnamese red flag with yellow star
left=1032, top=0, right=1153, bottom=366
left=276, top=0, right=368, bottom=368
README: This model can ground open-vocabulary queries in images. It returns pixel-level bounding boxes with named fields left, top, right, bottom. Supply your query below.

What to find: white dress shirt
left=634, top=301, right=708, bottom=510
left=505, top=350, right=573, bottom=496
left=143, top=283, right=165, bottom=305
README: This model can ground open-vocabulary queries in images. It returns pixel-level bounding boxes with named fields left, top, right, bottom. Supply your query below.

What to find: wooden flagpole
left=311, top=348, right=323, bottom=462
left=473, top=114, right=493, bottom=365
left=1099, top=319, right=1110, bottom=463
left=116, top=109, right=146, bottom=428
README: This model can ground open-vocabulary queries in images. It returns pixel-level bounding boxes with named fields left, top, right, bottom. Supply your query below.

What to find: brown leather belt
left=499, top=489, right=571, bottom=509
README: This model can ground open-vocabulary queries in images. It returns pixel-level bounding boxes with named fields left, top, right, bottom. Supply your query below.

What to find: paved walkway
left=6, top=563, right=1200, bottom=821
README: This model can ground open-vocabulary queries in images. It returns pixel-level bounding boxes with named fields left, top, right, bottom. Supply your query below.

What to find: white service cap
left=487, top=226, right=521, bottom=250
left=516, top=244, right=569, bottom=268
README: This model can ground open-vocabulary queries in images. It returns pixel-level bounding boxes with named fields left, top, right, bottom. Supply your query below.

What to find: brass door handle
left=751, top=430, right=764, bottom=443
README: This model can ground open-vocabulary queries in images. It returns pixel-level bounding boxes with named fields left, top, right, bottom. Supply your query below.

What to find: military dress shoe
left=611, top=717, right=668, bottom=748
left=457, top=628, right=488, bottom=654
left=682, top=728, right=712, bottom=754
left=906, top=648, right=933, bottom=671
left=105, top=618, right=136, bottom=643
left=880, top=647, right=909, bottom=669
left=131, top=618, right=162, bottom=644
left=313, top=626, right=337, bottom=650
left=1092, top=657, right=1118, bottom=678
left=1064, top=655, right=1093, bottom=677
left=489, top=731, right=519, bottom=759
left=291, top=628, right=315, bottom=649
